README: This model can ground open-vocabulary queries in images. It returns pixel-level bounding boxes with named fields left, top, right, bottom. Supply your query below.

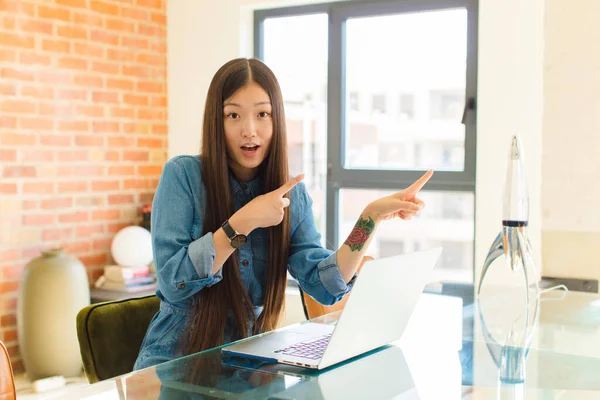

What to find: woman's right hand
left=229, top=174, right=305, bottom=234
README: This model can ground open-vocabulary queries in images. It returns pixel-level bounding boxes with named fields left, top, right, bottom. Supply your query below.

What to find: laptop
left=221, top=248, right=441, bottom=370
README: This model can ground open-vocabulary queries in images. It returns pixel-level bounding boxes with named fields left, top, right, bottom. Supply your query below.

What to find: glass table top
left=63, top=283, right=600, bottom=399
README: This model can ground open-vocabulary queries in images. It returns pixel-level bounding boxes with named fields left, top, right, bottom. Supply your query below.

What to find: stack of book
left=94, top=265, right=157, bottom=293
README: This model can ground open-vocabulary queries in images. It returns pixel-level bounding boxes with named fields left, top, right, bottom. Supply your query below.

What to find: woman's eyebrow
left=223, top=101, right=272, bottom=107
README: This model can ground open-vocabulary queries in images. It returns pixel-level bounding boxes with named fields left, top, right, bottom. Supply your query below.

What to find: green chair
left=76, top=295, right=160, bottom=383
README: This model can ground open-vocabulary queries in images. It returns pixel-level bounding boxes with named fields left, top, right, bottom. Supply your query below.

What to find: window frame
left=255, top=0, right=478, bottom=279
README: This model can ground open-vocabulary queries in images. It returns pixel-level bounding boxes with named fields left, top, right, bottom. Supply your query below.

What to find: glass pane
left=263, top=14, right=328, bottom=241
left=339, top=189, right=474, bottom=282
left=344, top=9, right=468, bottom=171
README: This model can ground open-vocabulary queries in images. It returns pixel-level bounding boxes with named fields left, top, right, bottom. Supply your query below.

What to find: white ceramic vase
left=17, top=248, right=90, bottom=380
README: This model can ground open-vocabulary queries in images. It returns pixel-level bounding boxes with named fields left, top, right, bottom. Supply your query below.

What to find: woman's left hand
left=365, top=170, right=434, bottom=222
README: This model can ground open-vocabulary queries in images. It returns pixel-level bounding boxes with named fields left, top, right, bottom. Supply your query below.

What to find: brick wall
left=0, top=0, right=167, bottom=371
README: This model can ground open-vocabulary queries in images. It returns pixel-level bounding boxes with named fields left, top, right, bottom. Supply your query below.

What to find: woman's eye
left=227, top=113, right=240, bottom=119
left=258, top=112, right=270, bottom=118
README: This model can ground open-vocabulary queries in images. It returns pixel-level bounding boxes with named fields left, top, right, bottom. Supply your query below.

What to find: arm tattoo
left=344, top=216, right=375, bottom=252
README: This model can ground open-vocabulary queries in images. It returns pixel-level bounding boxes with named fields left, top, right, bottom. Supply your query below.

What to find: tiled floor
left=14, top=373, right=89, bottom=400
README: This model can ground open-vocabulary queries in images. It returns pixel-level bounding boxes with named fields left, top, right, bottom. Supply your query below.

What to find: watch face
left=231, top=235, right=247, bottom=249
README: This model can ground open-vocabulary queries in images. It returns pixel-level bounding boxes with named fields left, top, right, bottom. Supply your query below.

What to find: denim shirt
left=134, top=155, right=355, bottom=370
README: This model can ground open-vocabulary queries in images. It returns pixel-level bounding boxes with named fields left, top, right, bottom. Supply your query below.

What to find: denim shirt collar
left=228, top=168, right=264, bottom=198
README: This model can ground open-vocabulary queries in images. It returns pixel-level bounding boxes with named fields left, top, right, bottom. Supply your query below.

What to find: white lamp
left=111, top=226, right=153, bottom=268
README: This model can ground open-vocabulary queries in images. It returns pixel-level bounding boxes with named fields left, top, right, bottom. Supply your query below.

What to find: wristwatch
left=221, top=220, right=247, bottom=249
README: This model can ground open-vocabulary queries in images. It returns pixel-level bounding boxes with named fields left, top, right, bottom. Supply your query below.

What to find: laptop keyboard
left=274, top=334, right=332, bottom=360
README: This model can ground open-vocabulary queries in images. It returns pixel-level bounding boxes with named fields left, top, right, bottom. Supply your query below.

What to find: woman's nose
left=242, top=119, right=257, bottom=138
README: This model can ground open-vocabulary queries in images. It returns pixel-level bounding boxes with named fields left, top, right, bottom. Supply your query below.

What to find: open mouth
left=241, top=144, right=260, bottom=154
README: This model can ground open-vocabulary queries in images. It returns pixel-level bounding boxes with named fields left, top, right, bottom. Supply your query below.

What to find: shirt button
left=242, top=259, right=249, bottom=267
left=177, top=283, right=185, bottom=289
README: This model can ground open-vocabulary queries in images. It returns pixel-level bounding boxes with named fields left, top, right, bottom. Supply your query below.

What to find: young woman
left=134, top=58, right=433, bottom=370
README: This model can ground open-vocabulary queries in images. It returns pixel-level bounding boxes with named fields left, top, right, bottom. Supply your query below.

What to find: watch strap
left=221, top=220, right=237, bottom=239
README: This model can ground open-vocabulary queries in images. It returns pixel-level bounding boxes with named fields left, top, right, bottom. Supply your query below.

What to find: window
left=255, top=0, right=477, bottom=282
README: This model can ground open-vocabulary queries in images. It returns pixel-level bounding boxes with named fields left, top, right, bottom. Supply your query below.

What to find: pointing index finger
left=275, top=174, right=305, bottom=196
left=406, top=170, right=433, bottom=194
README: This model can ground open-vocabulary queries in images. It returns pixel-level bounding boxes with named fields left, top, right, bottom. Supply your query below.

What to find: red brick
left=75, top=224, right=105, bottom=237
left=75, top=135, right=104, bottom=147
left=23, top=214, right=55, bottom=226
left=90, top=30, right=119, bottom=46
left=57, top=181, right=89, bottom=193
left=92, top=91, right=119, bottom=104
left=0, top=116, right=18, bottom=129
left=1, top=100, right=36, bottom=114
left=19, top=52, right=52, bottom=66
left=91, top=0, right=119, bottom=15
left=136, top=0, right=162, bottom=8
left=63, top=241, right=92, bottom=253
left=57, top=150, right=88, bottom=162
left=122, top=65, right=148, bottom=78
left=151, top=123, right=167, bottom=134
left=92, top=61, right=119, bottom=75
left=2, top=329, right=18, bottom=343
left=21, top=85, right=54, bottom=99
left=138, top=165, right=162, bottom=176
left=59, top=211, right=89, bottom=223
left=21, top=149, right=54, bottom=162
left=106, top=18, right=135, bottom=32
left=1, top=67, right=35, bottom=81
left=139, top=192, right=154, bottom=204
left=3, top=166, right=37, bottom=178
left=20, top=118, right=54, bottom=131
left=0, top=282, right=19, bottom=295
left=137, top=81, right=162, bottom=93
left=41, top=38, right=71, bottom=53
left=120, top=6, right=149, bottom=21
left=40, top=198, right=73, bottom=210
left=23, top=182, right=54, bottom=194
left=107, top=78, right=134, bottom=91
left=23, top=200, right=38, bottom=210
left=108, top=222, right=129, bottom=233
left=123, top=151, right=149, bottom=162
left=21, top=19, right=54, bottom=35
left=74, top=75, right=103, bottom=88
left=59, top=121, right=89, bottom=132
left=108, top=194, right=135, bottom=205
left=38, top=70, right=73, bottom=85
left=92, top=121, right=120, bottom=133
left=79, top=253, right=107, bottom=267
left=108, top=136, right=134, bottom=147
left=0, top=133, right=36, bottom=146
left=108, top=166, right=134, bottom=175
left=76, top=105, right=104, bottom=118
left=56, top=0, right=88, bottom=8
left=106, top=151, right=120, bottom=161
left=138, top=23, right=161, bottom=37
left=92, top=238, right=112, bottom=251
left=124, top=179, right=150, bottom=189
left=74, top=42, right=104, bottom=59
left=59, top=89, right=88, bottom=101
left=110, top=107, right=136, bottom=119
left=92, top=181, right=120, bottom=191
left=137, top=137, right=163, bottom=148
left=70, top=165, right=105, bottom=177
left=42, top=228, right=73, bottom=241
left=0, top=83, right=17, bottom=96
left=151, top=12, right=166, bottom=25
left=0, top=32, right=35, bottom=48
left=92, top=210, right=120, bottom=221
left=59, top=57, right=89, bottom=70
left=73, top=11, right=104, bottom=27
left=123, top=94, right=147, bottom=106
left=0, top=149, right=17, bottom=162
left=76, top=196, right=105, bottom=207
left=0, top=250, right=20, bottom=263
left=0, top=48, right=17, bottom=63
left=38, top=5, right=72, bottom=22
left=151, top=96, right=167, bottom=107
left=40, top=135, right=72, bottom=146
left=1, top=314, right=17, bottom=327
left=0, top=183, right=17, bottom=194
left=56, top=25, right=88, bottom=40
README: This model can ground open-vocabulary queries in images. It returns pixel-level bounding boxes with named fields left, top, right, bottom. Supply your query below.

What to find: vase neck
left=41, top=248, right=65, bottom=258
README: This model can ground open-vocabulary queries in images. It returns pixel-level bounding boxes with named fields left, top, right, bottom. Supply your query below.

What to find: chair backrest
left=0, top=340, right=16, bottom=400
left=76, top=295, right=160, bottom=383
left=300, top=256, right=373, bottom=320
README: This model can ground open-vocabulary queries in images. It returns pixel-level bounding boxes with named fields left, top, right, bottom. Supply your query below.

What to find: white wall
left=167, top=0, right=545, bottom=286
left=541, top=0, right=600, bottom=285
